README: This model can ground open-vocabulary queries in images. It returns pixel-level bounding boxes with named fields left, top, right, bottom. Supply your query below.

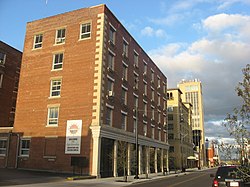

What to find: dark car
left=211, top=166, right=243, bottom=187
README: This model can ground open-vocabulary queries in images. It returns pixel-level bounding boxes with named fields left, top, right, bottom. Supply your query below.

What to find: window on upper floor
left=55, top=28, right=66, bottom=44
left=20, top=139, right=31, bottom=157
left=151, top=127, right=155, bottom=139
left=52, top=53, right=63, bottom=70
left=122, top=62, right=128, bottom=81
left=122, top=39, right=128, bottom=58
left=33, top=34, right=43, bottom=49
left=133, top=118, right=136, bottom=133
left=121, top=87, right=127, bottom=105
left=121, top=113, right=127, bottom=130
left=143, top=102, right=147, bottom=116
left=168, top=114, right=174, bottom=121
left=134, top=96, right=138, bottom=109
left=169, top=146, right=174, bottom=152
left=109, top=24, right=116, bottom=45
left=143, top=61, right=147, bottom=75
left=0, top=52, right=6, bottom=66
left=158, top=112, right=161, bottom=123
left=143, top=124, right=147, bottom=136
left=168, top=124, right=174, bottom=130
left=108, top=51, right=115, bottom=71
left=134, top=51, right=138, bottom=68
left=151, top=89, right=155, bottom=101
left=158, top=94, right=161, bottom=106
left=107, top=78, right=114, bottom=92
left=151, top=70, right=154, bottom=83
left=0, top=139, right=7, bottom=156
left=80, top=22, right=91, bottom=40
left=47, top=106, right=59, bottom=126
left=168, top=133, right=174, bottom=140
left=50, top=79, right=62, bottom=97
left=134, top=74, right=139, bottom=90
left=158, top=130, right=161, bottom=141
left=144, top=83, right=147, bottom=96
left=151, top=108, right=155, bottom=120
left=106, top=106, right=113, bottom=126
left=158, top=77, right=161, bottom=88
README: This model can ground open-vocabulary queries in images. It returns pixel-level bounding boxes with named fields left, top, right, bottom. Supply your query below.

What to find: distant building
left=0, top=41, right=22, bottom=128
left=167, top=88, right=194, bottom=170
left=0, top=4, right=169, bottom=177
left=205, top=139, right=219, bottom=167
left=178, top=79, right=206, bottom=167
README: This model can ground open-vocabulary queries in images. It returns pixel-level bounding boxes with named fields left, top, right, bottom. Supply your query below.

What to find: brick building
left=0, top=41, right=22, bottom=168
left=0, top=4, right=169, bottom=177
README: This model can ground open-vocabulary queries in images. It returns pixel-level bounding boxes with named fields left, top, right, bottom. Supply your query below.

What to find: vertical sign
left=65, top=120, right=82, bottom=154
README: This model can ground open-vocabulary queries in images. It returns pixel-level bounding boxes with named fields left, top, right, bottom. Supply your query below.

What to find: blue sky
left=1, top=0, right=250, bottom=142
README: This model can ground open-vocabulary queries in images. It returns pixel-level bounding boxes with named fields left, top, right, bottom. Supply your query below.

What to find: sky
left=1, top=0, right=250, bottom=144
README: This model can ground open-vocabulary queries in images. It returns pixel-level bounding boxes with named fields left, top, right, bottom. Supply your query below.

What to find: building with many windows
left=167, top=88, right=194, bottom=170
left=0, top=5, right=169, bottom=177
left=177, top=79, right=206, bottom=167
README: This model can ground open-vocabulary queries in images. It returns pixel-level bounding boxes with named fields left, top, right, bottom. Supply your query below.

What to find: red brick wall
left=0, top=41, right=22, bottom=127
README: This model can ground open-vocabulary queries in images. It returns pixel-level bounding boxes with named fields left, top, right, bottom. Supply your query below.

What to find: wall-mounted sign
left=65, top=120, right=82, bottom=154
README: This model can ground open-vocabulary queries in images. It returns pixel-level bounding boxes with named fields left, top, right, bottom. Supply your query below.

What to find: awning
left=187, top=156, right=197, bottom=160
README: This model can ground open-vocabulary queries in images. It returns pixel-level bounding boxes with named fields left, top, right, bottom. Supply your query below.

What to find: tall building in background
left=0, top=4, right=169, bottom=177
left=0, top=41, right=22, bottom=127
left=167, top=88, right=194, bottom=170
left=178, top=79, right=206, bottom=167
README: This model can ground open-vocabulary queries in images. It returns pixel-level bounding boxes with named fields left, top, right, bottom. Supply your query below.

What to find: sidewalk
left=70, top=168, right=204, bottom=186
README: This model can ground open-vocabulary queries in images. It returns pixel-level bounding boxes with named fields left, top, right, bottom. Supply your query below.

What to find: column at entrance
left=91, top=126, right=101, bottom=178
left=138, top=145, right=142, bottom=174
left=154, top=148, right=158, bottom=173
left=127, top=143, right=131, bottom=176
left=113, top=140, right=118, bottom=177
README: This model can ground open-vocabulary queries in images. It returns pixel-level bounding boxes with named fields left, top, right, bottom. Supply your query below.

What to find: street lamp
left=134, top=107, right=139, bottom=179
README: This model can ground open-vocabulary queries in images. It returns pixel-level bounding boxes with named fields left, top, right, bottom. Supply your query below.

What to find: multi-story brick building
left=0, top=4, right=169, bottom=177
left=0, top=41, right=22, bottom=168
left=0, top=41, right=22, bottom=127
left=167, top=88, right=194, bottom=170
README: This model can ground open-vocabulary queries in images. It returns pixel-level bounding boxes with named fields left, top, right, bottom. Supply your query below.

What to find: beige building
left=178, top=79, right=206, bottom=167
left=167, top=89, right=194, bottom=170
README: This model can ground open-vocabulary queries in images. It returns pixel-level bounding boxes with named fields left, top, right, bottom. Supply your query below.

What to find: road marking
left=168, top=173, right=208, bottom=187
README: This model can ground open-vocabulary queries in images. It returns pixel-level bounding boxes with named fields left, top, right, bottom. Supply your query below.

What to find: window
left=158, top=130, right=161, bottom=141
left=158, top=77, right=161, bottom=88
left=106, top=107, right=113, bottom=126
left=0, top=139, right=7, bottom=156
left=121, top=113, right=127, bottom=130
left=143, top=124, right=147, bottom=136
left=168, top=133, right=174, bottom=140
left=143, top=102, right=147, bottom=116
left=50, top=79, right=62, bottom=97
left=134, top=51, right=138, bottom=67
left=108, top=51, right=115, bottom=70
left=151, top=89, right=155, bottom=101
left=168, top=124, right=174, bottom=130
left=80, top=22, right=91, bottom=39
left=169, top=146, right=174, bottom=153
left=20, top=139, right=30, bottom=157
left=168, top=114, right=174, bottom=121
left=158, top=95, right=161, bottom=106
left=164, top=132, right=167, bottom=142
left=151, top=70, right=154, bottom=83
left=134, top=74, right=138, bottom=89
left=151, top=108, right=155, bottom=120
left=168, top=106, right=174, bottom=112
left=122, top=39, right=128, bottom=57
left=55, top=28, right=66, bottom=44
left=109, top=24, right=116, bottom=45
left=143, top=61, right=147, bottom=75
left=163, top=83, right=166, bottom=94
left=151, top=127, right=155, bottom=139
left=122, top=62, right=128, bottom=80
left=0, top=52, right=6, bottom=66
left=121, top=87, right=127, bottom=105
left=33, top=34, right=43, bottom=49
left=158, top=112, right=161, bottom=123
left=107, top=78, right=114, bottom=92
left=52, top=53, right=63, bottom=70
left=47, top=106, right=59, bottom=126
left=144, top=83, right=147, bottom=95
left=0, top=74, right=3, bottom=88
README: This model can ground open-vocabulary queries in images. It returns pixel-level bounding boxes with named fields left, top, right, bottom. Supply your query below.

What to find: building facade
left=167, top=89, right=194, bottom=170
left=0, top=4, right=169, bottom=177
left=177, top=79, right=206, bottom=167
left=0, top=41, right=22, bottom=127
left=0, top=41, right=22, bottom=168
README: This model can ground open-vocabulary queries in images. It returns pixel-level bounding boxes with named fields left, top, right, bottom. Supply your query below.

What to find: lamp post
left=134, top=107, right=139, bottom=179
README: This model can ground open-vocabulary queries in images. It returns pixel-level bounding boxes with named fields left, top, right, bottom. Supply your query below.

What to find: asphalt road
left=129, top=168, right=217, bottom=187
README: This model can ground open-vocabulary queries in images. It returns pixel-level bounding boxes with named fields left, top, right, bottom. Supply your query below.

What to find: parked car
left=210, top=165, right=248, bottom=187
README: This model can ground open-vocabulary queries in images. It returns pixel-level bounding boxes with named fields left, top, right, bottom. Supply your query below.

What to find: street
left=0, top=168, right=217, bottom=187
left=129, top=168, right=216, bottom=187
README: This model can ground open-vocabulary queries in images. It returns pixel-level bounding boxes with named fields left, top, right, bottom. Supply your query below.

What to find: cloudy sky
left=1, top=0, right=249, bottom=143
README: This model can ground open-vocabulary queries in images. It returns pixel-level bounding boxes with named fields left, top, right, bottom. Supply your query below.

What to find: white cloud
left=141, top=26, right=166, bottom=38
left=217, top=0, right=250, bottom=10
